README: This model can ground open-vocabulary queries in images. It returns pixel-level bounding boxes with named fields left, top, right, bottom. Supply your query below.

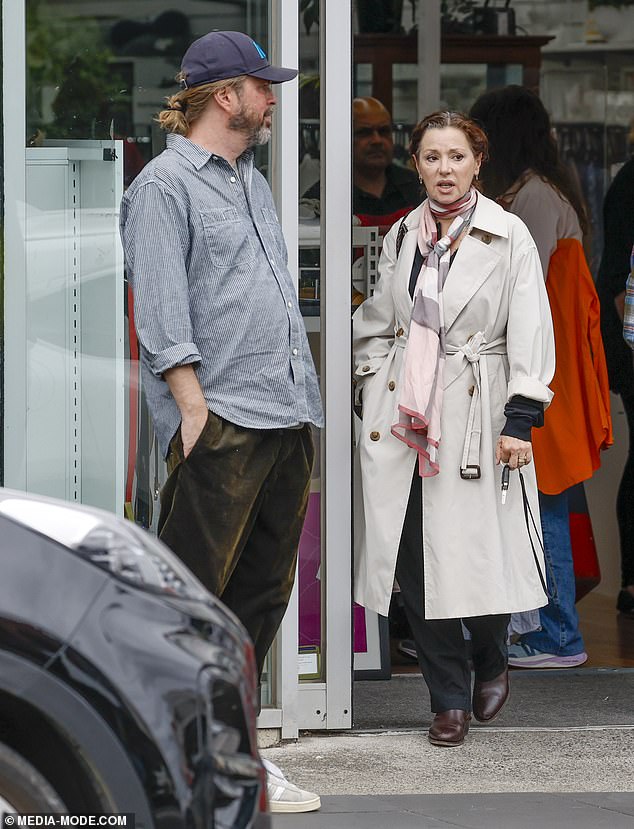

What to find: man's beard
left=229, top=104, right=272, bottom=147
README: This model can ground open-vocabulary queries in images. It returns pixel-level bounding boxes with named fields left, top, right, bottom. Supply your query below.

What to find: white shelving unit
left=17, top=141, right=125, bottom=513
left=298, top=223, right=382, bottom=333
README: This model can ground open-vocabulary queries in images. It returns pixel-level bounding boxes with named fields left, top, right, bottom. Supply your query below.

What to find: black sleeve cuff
left=501, top=395, right=545, bottom=441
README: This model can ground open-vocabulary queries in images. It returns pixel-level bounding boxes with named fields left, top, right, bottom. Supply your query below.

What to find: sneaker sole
left=508, top=652, right=588, bottom=668
left=268, top=796, right=321, bottom=814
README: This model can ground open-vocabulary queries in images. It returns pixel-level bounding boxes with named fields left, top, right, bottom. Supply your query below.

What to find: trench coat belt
left=446, top=332, right=507, bottom=479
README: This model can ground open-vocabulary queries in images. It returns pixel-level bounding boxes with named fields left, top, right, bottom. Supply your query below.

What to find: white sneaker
left=262, top=758, right=321, bottom=814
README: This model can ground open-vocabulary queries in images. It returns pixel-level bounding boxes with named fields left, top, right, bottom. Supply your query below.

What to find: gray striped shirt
left=120, top=134, right=323, bottom=458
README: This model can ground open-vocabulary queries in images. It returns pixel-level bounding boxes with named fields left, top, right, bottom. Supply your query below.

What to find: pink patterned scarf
left=392, top=188, right=477, bottom=476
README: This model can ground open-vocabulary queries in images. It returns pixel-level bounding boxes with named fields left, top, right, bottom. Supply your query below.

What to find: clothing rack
left=554, top=122, right=629, bottom=277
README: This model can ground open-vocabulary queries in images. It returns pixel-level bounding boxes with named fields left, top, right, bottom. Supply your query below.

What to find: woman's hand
left=495, top=435, right=532, bottom=470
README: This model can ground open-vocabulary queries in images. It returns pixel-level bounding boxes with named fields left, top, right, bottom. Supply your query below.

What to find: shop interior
left=295, top=0, right=634, bottom=680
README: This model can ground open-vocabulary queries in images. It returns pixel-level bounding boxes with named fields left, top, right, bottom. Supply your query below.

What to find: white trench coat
left=353, top=194, right=556, bottom=619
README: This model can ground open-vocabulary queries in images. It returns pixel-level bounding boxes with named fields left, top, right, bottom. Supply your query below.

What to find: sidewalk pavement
left=271, top=792, right=634, bottom=828
left=264, top=726, right=634, bottom=828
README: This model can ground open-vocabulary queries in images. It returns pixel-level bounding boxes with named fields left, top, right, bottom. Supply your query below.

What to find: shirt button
left=388, top=380, right=396, bottom=391
left=292, top=348, right=299, bottom=356
left=230, top=176, right=236, bottom=183
left=370, top=431, right=381, bottom=441
left=396, top=327, right=404, bottom=337
left=287, top=300, right=293, bottom=308
left=468, top=385, right=475, bottom=396
left=361, top=365, right=371, bottom=373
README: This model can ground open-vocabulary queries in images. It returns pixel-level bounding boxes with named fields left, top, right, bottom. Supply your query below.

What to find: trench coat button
left=468, top=385, right=475, bottom=396
left=361, top=365, right=371, bottom=373
left=396, top=327, right=404, bottom=337
left=388, top=380, right=396, bottom=391
left=370, top=431, right=380, bottom=441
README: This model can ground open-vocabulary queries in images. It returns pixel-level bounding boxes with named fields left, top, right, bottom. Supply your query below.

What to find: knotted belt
left=446, top=332, right=507, bottom=479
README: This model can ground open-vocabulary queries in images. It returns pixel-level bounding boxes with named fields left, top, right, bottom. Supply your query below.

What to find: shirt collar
left=166, top=133, right=254, bottom=172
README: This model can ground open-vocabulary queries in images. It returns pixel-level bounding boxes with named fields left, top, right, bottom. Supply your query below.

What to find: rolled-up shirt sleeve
left=121, top=180, right=201, bottom=377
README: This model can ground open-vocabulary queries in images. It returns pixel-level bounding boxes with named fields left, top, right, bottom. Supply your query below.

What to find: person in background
left=470, top=85, right=613, bottom=666
left=120, top=30, right=322, bottom=814
left=353, top=110, right=555, bottom=747
left=596, top=157, right=634, bottom=617
left=303, top=96, right=421, bottom=227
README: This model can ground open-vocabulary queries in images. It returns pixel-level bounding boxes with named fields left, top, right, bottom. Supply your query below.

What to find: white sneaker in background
left=262, top=757, right=321, bottom=814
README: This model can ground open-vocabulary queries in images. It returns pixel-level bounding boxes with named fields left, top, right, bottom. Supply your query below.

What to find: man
left=303, top=96, right=421, bottom=226
left=120, top=30, right=323, bottom=814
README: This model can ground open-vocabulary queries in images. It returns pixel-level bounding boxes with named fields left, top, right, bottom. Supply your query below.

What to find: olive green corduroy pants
left=158, top=411, right=314, bottom=680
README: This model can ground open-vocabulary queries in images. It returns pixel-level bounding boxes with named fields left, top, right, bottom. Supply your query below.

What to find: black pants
left=618, top=394, right=634, bottom=588
left=158, top=412, right=314, bottom=680
left=396, top=471, right=509, bottom=713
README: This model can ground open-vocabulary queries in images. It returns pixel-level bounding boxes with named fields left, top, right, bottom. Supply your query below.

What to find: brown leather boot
left=472, top=668, right=510, bottom=723
left=428, top=709, right=471, bottom=747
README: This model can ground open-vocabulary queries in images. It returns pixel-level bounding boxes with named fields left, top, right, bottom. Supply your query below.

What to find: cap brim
left=249, top=65, right=298, bottom=84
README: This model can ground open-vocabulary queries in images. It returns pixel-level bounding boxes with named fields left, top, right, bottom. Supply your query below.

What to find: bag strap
left=395, top=214, right=410, bottom=259
left=518, top=470, right=556, bottom=601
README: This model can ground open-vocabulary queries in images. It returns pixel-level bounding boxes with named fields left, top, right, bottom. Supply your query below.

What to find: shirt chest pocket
left=200, top=207, right=255, bottom=269
left=261, top=206, right=287, bottom=262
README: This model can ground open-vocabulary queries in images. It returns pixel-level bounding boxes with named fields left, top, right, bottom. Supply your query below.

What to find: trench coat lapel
left=442, top=237, right=499, bottom=332
left=442, top=195, right=509, bottom=333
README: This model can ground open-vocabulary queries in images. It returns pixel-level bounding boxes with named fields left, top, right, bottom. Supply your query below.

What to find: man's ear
left=214, top=85, right=238, bottom=114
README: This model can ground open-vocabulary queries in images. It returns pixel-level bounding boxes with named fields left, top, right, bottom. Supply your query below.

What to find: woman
left=353, top=111, right=555, bottom=747
left=470, top=87, right=613, bottom=665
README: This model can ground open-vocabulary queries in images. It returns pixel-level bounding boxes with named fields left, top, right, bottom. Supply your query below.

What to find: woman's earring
left=418, top=174, right=423, bottom=184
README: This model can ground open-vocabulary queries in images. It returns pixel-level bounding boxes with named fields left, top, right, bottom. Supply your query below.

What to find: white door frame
left=262, top=0, right=302, bottom=739
left=296, top=0, right=353, bottom=731
left=263, top=0, right=353, bottom=736
left=3, top=0, right=27, bottom=491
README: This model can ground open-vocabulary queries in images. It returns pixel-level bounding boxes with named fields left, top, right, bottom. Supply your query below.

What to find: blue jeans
left=520, top=491, right=586, bottom=656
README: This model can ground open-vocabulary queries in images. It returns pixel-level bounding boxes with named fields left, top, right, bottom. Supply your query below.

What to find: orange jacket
left=532, top=238, right=613, bottom=494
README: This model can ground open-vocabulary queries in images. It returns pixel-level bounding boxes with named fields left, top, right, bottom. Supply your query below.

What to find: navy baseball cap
left=181, top=31, right=298, bottom=88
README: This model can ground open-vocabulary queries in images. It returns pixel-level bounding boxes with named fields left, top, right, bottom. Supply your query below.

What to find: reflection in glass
left=297, top=5, right=324, bottom=683
left=440, top=63, right=521, bottom=114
